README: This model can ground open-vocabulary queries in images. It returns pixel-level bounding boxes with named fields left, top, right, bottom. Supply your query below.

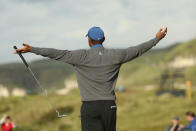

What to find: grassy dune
left=0, top=87, right=195, bottom=131
left=166, top=39, right=196, bottom=61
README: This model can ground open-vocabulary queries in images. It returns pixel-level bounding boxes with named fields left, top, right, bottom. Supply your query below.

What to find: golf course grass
left=0, top=87, right=195, bottom=131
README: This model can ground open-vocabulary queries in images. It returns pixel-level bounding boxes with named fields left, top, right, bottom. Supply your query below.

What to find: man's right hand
left=14, top=43, right=32, bottom=54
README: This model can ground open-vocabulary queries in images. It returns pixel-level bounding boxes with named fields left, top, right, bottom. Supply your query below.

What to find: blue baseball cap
left=86, top=26, right=104, bottom=41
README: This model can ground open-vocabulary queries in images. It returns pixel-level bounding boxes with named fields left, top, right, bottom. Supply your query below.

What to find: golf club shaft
left=13, top=46, right=59, bottom=114
left=27, top=67, right=58, bottom=112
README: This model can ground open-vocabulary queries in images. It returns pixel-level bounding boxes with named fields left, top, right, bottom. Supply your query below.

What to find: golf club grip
left=13, top=46, right=29, bottom=68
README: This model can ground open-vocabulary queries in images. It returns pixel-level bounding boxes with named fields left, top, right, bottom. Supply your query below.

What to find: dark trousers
left=81, top=100, right=117, bottom=131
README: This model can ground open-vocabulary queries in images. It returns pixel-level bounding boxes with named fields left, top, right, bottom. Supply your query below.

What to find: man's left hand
left=156, top=27, right=167, bottom=40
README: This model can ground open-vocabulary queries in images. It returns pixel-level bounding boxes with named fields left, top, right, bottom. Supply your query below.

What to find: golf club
left=13, top=46, right=67, bottom=118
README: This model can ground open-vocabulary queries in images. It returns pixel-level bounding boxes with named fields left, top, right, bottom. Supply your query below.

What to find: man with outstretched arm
left=14, top=26, right=167, bottom=131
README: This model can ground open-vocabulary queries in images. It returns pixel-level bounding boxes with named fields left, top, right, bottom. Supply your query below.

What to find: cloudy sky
left=0, top=0, right=196, bottom=63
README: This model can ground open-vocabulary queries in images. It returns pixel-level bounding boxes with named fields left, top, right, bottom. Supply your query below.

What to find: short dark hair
left=91, top=37, right=105, bottom=45
left=5, top=116, right=11, bottom=120
left=186, top=111, right=195, bottom=117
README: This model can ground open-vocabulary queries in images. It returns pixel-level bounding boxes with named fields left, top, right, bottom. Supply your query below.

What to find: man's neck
left=91, top=44, right=103, bottom=48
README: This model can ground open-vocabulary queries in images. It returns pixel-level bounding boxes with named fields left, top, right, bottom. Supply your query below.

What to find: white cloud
left=116, top=19, right=135, bottom=33
left=0, top=0, right=195, bottom=63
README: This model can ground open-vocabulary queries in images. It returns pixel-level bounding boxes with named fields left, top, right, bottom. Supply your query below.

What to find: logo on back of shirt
left=99, top=52, right=102, bottom=55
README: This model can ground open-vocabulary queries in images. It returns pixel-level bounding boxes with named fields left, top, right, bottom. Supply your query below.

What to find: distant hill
left=166, top=39, right=196, bottom=61
left=0, top=59, right=74, bottom=94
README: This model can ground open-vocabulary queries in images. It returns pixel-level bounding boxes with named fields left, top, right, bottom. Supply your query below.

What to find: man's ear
left=88, top=38, right=93, bottom=47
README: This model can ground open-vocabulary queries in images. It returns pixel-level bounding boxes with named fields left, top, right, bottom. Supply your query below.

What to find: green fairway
left=0, top=87, right=195, bottom=131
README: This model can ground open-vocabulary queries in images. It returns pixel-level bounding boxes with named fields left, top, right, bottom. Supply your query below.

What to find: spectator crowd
left=168, top=111, right=196, bottom=131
